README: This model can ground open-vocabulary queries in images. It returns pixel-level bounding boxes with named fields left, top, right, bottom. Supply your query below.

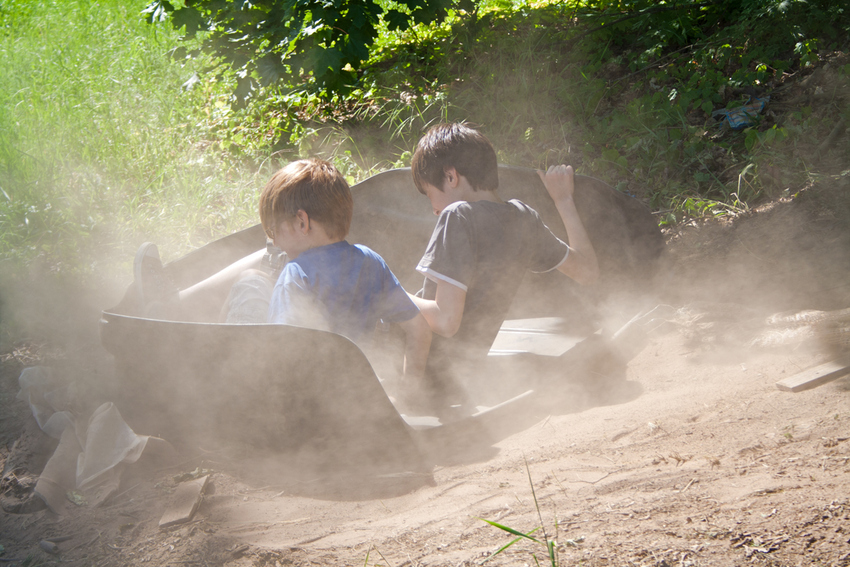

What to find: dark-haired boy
left=407, top=123, right=599, bottom=408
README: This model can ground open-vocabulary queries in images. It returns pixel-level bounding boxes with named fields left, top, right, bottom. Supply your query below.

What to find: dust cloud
left=653, top=180, right=850, bottom=362
left=0, top=260, right=125, bottom=356
left=5, top=163, right=850, bottom=501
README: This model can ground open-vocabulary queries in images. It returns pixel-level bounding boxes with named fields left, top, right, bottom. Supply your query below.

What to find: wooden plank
left=159, top=475, right=209, bottom=528
left=470, top=389, right=535, bottom=418
left=776, top=355, right=850, bottom=392
left=490, top=317, right=590, bottom=357
left=402, top=390, right=535, bottom=430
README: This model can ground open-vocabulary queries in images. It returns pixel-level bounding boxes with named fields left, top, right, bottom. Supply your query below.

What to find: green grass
left=478, top=458, right=565, bottom=566
left=0, top=0, right=848, bottom=348
left=0, top=0, right=281, bottom=279
left=3, top=0, right=848, bottom=278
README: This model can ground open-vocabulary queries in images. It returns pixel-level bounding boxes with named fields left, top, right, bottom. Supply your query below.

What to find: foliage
left=0, top=0, right=332, bottom=282
left=136, top=0, right=850, bottom=227
left=143, top=0, right=475, bottom=99
left=1, top=0, right=849, bottom=302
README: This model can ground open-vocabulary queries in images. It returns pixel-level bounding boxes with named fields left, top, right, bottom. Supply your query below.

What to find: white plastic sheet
left=17, top=366, right=169, bottom=514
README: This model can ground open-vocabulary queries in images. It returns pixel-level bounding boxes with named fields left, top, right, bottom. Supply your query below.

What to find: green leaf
left=477, top=518, right=542, bottom=544
left=141, top=1, right=174, bottom=24
left=313, top=46, right=342, bottom=74
left=256, top=54, right=286, bottom=86
left=764, top=128, right=775, bottom=144
left=384, top=9, right=410, bottom=31
left=744, top=128, right=758, bottom=152
left=601, top=148, right=620, bottom=162
left=481, top=535, right=525, bottom=563
left=172, top=6, right=205, bottom=36
left=349, top=3, right=367, bottom=28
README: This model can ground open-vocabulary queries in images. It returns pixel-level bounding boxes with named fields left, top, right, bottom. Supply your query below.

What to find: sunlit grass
left=0, top=0, right=269, bottom=280
left=1, top=0, right=846, bottom=289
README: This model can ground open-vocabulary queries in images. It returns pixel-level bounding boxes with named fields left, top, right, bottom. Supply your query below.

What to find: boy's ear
left=295, top=209, right=310, bottom=232
left=443, top=167, right=460, bottom=188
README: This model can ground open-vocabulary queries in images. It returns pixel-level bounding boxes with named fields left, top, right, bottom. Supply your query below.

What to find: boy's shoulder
left=440, top=198, right=541, bottom=221
left=349, top=243, right=399, bottom=277
left=299, top=241, right=391, bottom=269
left=429, top=199, right=545, bottom=250
left=352, top=242, right=390, bottom=265
left=286, top=241, right=399, bottom=288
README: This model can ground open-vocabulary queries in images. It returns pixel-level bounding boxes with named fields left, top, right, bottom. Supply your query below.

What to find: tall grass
left=4, top=0, right=847, bottom=283
left=0, top=0, right=847, bottom=348
left=0, top=0, right=271, bottom=280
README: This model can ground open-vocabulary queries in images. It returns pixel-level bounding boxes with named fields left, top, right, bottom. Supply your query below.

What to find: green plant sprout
left=478, top=457, right=571, bottom=566
left=363, top=543, right=395, bottom=567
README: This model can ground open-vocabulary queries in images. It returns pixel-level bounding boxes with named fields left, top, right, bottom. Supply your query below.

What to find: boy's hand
left=538, top=164, right=575, bottom=202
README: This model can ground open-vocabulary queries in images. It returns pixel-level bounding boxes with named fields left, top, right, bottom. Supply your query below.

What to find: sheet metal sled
left=100, top=166, right=663, bottom=482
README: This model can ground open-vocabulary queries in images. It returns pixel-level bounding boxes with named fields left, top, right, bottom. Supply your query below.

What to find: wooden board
left=159, top=475, right=209, bottom=528
left=776, top=354, right=850, bottom=392
left=402, top=389, right=536, bottom=430
left=470, top=389, right=535, bottom=418
left=490, top=317, right=589, bottom=357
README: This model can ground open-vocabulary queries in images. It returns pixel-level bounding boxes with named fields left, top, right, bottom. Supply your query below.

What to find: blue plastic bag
left=711, top=96, right=770, bottom=130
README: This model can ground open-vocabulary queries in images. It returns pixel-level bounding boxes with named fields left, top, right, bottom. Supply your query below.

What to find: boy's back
left=270, top=240, right=418, bottom=346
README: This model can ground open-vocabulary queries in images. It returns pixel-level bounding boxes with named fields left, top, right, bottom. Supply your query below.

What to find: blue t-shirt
left=268, top=241, right=419, bottom=345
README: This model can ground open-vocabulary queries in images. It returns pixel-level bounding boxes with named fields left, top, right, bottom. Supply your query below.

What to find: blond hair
left=259, top=158, right=353, bottom=240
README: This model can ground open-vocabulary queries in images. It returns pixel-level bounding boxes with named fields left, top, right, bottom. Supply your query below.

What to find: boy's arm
left=538, top=165, right=600, bottom=285
left=179, top=248, right=268, bottom=319
left=397, top=311, right=432, bottom=379
left=407, top=281, right=467, bottom=337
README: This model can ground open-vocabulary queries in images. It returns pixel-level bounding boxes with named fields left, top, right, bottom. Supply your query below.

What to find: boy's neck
left=302, top=233, right=342, bottom=253
left=454, top=175, right=503, bottom=204
left=286, top=215, right=344, bottom=259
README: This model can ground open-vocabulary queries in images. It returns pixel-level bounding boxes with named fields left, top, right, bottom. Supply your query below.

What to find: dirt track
left=1, top=178, right=849, bottom=566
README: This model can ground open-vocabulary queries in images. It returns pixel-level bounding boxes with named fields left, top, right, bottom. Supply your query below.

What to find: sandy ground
left=1, top=177, right=849, bottom=566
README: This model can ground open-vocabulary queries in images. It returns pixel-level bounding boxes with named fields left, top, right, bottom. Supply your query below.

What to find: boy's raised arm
left=538, top=165, right=600, bottom=285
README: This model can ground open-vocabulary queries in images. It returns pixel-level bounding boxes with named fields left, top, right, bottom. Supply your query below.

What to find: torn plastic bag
left=16, top=366, right=74, bottom=439
left=712, top=96, right=770, bottom=130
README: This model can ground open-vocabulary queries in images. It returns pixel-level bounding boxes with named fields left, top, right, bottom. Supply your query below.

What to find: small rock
left=39, top=540, right=59, bottom=554
left=1, top=492, right=47, bottom=514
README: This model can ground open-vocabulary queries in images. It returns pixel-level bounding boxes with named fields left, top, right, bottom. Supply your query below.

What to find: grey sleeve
left=415, top=207, right=474, bottom=291
left=527, top=208, right=570, bottom=273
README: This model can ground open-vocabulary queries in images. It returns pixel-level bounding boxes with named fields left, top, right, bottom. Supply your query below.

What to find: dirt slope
left=1, top=177, right=849, bottom=566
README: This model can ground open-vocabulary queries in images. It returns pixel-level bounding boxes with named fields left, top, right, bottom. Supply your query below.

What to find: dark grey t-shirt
left=416, top=199, right=569, bottom=376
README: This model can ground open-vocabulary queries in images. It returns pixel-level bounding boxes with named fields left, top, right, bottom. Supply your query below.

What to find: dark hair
left=259, top=158, right=353, bottom=241
left=411, top=123, right=499, bottom=194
